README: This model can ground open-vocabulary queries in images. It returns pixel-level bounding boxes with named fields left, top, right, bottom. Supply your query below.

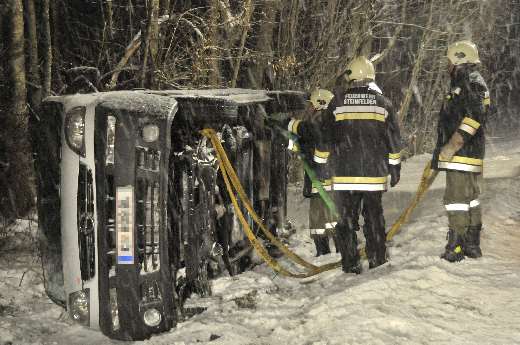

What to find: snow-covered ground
left=2, top=136, right=520, bottom=345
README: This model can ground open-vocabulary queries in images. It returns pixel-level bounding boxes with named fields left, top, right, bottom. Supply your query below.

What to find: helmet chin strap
left=349, top=79, right=373, bottom=88
left=448, top=62, right=456, bottom=76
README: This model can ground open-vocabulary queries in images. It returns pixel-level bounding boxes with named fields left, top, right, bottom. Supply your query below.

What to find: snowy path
left=1, top=137, right=520, bottom=345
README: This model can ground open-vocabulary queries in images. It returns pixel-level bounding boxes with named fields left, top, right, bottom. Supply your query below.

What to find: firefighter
left=315, top=56, right=403, bottom=273
left=286, top=88, right=350, bottom=256
left=432, top=40, right=490, bottom=262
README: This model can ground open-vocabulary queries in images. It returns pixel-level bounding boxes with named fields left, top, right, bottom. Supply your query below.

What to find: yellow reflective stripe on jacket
left=332, top=176, right=388, bottom=191
left=438, top=162, right=482, bottom=173
left=462, top=117, right=480, bottom=130
left=439, top=155, right=483, bottom=166
left=438, top=155, right=483, bottom=173
left=459, top=123, right=477, bottom=135
left=314, top=149, right=330, bottom=159
left=288, top=139, right=299, bottom=152
left=459, top=117, right=481, bottom=135
left=311, top=179, right=332, bottom=193
left=483, top=91, right=491, bottom=106
left=313, top=149, right=330, bottom=164
left=389, top=152, right=401, bottom=165
left=334, top=112, right=386, bottom=122
left=332, top=176, right=387, bottom=184
left=287, top=119, right=301, bottom=135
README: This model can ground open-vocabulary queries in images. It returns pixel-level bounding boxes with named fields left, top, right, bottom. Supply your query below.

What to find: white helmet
left=345, top=56, right=375, bottom=82
left=447, top=40, right=480, bottom=65
left=309, top=88, right=334, bottom=110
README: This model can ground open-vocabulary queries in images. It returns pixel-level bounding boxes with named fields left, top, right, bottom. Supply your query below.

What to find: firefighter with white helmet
left=313, top=56, right=403, bottom=273
left=287, top=88, right=343, bottom=256
left=433, top=40, right=490, bottom=262
left=309, top=88, right=334, bottom=110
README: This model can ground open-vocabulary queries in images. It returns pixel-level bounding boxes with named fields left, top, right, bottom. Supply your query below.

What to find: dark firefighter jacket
left=287, top=110, right=332, bottom=197
left=290, top=83, right=402, bottom=192
left=432, top=65, right=490, bottom=174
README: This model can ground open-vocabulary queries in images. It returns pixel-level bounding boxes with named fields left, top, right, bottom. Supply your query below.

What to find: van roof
left=44, top=88, right=307, bottom=114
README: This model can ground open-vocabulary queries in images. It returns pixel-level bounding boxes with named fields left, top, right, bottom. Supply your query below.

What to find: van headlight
left=64, top=106, right=86, bottom=156
left=143, top=308, right=162, bottom=327
left=69, top=289, right=90, bottom=326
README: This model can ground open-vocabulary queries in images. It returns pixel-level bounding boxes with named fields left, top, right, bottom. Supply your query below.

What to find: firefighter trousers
left=444, top=171, right=483, bottom=235
left=333, top=191, right=386, bottom=270
left=308, top=195, right=342, bottom=256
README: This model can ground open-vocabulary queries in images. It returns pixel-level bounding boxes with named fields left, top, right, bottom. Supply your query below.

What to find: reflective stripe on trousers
left=309, top=196, right=337, bottom=236
left=444, top=200, right=480, bottom=212
left=310, top=228, right=327, bottom=235
left=444, top=171, right=483, bottom=234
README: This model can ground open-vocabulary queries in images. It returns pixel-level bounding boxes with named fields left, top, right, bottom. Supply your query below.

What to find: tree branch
left=108, top=14, right=169, bottom=90
left=230, top=0, right=253, bottom=88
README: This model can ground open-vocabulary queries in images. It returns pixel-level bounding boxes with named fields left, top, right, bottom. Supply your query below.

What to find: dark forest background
left=1, top=0, right=519, bottom=222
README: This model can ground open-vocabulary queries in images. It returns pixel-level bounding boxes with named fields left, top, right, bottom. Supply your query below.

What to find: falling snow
left=1, top=136, right=520, bottom=345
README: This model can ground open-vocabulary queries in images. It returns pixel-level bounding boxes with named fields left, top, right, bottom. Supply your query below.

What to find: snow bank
left=2, top=137, right=520, bottom=345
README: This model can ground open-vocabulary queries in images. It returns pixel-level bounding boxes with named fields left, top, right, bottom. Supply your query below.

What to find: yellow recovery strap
left=201, top=128, right=340, bottom=277
left=201, top=128, right=438, bottom=278
left=386, top=161, right=439, bottom=239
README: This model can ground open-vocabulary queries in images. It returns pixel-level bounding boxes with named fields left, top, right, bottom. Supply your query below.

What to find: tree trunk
left=159, top=0, right=170, bottom=15
left=141, top=0, right=160, bottom=88
left=398, top=1, right=434, bottom=125
left=8, top=0, right=27, bottom=119
left=149, top=0, right=160, bottom=88
left=40, top=0, right=52, bottom=97
left=206, top=0, right=221, bottom=87
left=24, top=0, right=42, bottom=112
left=106, top=0, right=114, bottom=39
left=230, top=0, right=253, bottom=88
left=50, top=0, right=63, bottom=92
left=248, top=0, right=279, bottom=89
left=3, top=0, right=34, bottom=219
left=398, top=35, right=428, bottom=124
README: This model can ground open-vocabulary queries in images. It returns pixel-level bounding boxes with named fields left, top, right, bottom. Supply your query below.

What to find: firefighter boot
left=334, top=224, right=361, bottom=274
left=312, top=235, right=331, bottom=257
left=367, top=245, right=387, bottom=269
left=332, top=235, right=340, bottom=253
left=464, top=225, right=482, bottom=258
left=441, top=229, right=465, bottom=262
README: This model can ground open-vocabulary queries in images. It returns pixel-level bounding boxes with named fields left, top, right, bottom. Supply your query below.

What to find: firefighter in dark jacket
left=287, top=88, right=344, bottom=256
left=317, top=56, right=403, bottom=273
left=433, top=40, right=490, bottom=262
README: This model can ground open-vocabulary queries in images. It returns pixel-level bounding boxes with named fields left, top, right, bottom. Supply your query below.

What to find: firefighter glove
left=389, top=165, right=400, bottom=187
left=439, top=144, right=457, bottom=162
left=439, top=132, right=464, bottom=162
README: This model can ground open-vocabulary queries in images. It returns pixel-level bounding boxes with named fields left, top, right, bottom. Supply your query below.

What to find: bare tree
left=141, top=0, right=161, bottom=88
left=24, top=0, right=42, bottom=111
left=1, top=0, right=34, bottom=220
left=8, top=0, right=27, bottom=119
left=40, top=0, right=52, bottom=98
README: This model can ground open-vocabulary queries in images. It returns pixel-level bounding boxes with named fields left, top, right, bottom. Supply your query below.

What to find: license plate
left=116, top=186, right=134, bottom=264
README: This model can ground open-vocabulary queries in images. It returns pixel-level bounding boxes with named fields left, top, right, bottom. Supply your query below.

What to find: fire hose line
left=201, top=128, right=438, bottom=278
